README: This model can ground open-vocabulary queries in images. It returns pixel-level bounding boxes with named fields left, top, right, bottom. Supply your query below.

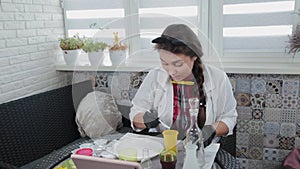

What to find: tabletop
left=55, top=132, right=220, bottom=169
left=119, top=133, right=220, bottom=169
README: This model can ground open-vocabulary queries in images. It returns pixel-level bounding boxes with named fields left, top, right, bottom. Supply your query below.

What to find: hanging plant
left=287, top=24, right=300, bottom=57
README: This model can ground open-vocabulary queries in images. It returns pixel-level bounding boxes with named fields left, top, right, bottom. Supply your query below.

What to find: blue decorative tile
left=283, top=74, right=299, bottom=80
left=251, top=79, right=266, bottom=94
left=262, top=160, right=282, bottom=169
left=236, top=132, right=249, bottom=146
left=237, top=120, right=250, bottom=133
left=267, top=74, right=283, bottom=80
left=263, top=148, right=278, bottom=161
left=282, top=95, right=299, bottom=109
left=280, top=123, right=296, bottom=137
left=264, top=108, right=281, bottom=122
left=282, top=79, right=299, bottom=96
left=128, top=88, right=138, bottom=100
left=250, top=94, right=265, bottom=109
left=249, top=134, right=264, bottom=147
left=251, top=74, right=268, bottom=80
left=265, top=94, right=282, bottom=108
left=248, top=120, right=264, bottom=134
left=252, top=109, right=264, bottom=120
left=279, top=136, right=295, bottom=150
left=110, top=73, right=131, bottom=104
left=248, top=159, right=263, bottom=168
left=264, top=122, right=280, bottom=135
left=116, top=89, right=131, bottom=105
left=281, top=109, right=297, bottom=123
left=266, top=80, right=282, bottom=94
left=237, top=145, right=248, bottom=158
left=295, top=137, right=300, bottom=147
left=130, top=72, right=147, bottom=89
left=237, top=158, right=248, bottom=169
left=232, top=74, right=253, bottom=79
left=295, top=115, right=300, bottom=137
left=237, top=106, right=252, bottom=120
left=278, top=149, right=292, bottom=162
left=263, top=134, right=279, bottom=148
left=248, top=147, right=263, bottom=160
left=95, top=73, right=108, bottom=88
left=114, top=73, right=131, bottom=90
left=111, top=87, right=121, bottom=99
left=236, top=79, right=251, bottom=93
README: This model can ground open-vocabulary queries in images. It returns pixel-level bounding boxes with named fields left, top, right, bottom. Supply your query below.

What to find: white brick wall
left=0, top=0, right=67, bottom=104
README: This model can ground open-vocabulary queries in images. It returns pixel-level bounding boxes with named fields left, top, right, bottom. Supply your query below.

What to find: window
left=224, top=1, right=293, bottom=52
left=64, top=0, right=125, bottom=44
left=61, top=0, right=300, bottom=74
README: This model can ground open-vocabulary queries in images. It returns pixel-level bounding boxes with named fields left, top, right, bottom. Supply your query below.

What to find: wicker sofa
left=0, top=79, right=239, bottom=169
left=0, top=80, right=95, bottom=169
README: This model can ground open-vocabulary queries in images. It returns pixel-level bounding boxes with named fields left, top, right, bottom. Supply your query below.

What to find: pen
left=171, top=80, right=194, bottom=85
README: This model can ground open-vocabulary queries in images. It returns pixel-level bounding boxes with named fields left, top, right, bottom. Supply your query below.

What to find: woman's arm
left=214, top=72, right=237, bottom=136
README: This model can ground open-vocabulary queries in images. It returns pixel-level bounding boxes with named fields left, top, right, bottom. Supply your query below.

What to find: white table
left=118, top=133, right=220, bottom=169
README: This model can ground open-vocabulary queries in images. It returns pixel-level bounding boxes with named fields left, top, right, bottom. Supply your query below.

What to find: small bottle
left=184, top=98, right=205, bottom=168
left=182, top=143, right=200, bottom=169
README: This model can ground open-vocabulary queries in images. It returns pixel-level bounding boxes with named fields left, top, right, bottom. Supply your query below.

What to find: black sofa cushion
left=0, top=80, right=93, bottom=167
left=20, top=137, right=92, bottom=169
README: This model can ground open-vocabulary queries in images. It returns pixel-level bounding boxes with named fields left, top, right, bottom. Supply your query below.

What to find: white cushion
left=76, top=91, right=122, bottom=139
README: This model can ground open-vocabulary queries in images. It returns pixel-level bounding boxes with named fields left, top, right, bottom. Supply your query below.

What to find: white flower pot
left=88, top=51, right=105, bottom=66
left=63, top=49, right=81, bottom=65
left=109, top=50, right=127, bottom=66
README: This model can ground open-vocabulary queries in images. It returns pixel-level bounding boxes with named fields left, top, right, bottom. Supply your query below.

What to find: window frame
left=208, top=0, right=300, bottom=74
left=57, top=0, right=300, bottom=74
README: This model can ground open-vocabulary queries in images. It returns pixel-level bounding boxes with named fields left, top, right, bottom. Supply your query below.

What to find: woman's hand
left=133, top=112, right=146, bottom=129
left=202, top=121, right=229, bottom=147
left=133, top=111, right=160, bottom=129
left=143, top=110, right=160, bottom=128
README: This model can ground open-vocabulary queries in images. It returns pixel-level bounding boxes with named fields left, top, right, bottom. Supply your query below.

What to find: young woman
left=129, top=24, right=237, bottom=147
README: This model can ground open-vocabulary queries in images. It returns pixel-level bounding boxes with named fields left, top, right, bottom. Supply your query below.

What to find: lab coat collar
left=157, top=67, right=171, bottom=89
left=203, top=64, right=215, bottom=93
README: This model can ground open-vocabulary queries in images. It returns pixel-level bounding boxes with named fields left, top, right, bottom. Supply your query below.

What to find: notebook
left=71, top=154, right=142, bottom=169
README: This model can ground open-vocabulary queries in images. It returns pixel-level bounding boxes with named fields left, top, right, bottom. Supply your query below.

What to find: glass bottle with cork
left=184, top=98, right=205, bottom=168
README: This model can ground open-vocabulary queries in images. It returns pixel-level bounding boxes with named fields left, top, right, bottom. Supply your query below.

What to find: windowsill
left=55, top=64, right=154, bottom=72
left=55, top=62, right=300, bottom=74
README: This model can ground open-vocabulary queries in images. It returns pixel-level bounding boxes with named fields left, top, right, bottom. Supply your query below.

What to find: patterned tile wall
left=70, top=71, right=300, bottom=169
left=228, top=74, right=300, bottom=169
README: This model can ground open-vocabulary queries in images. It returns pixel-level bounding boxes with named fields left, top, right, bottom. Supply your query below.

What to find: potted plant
left=59, top=34, right=84, bottom=65
left=287, top=24, right=300, bottom=57
left=82, top=38, right=108, bottom=66
left=109, top=32, right=128, bottom=66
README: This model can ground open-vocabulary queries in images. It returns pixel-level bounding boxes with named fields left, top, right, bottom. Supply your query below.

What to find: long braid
left=192, top=57, right=205, bottom=105
left=192, top=57, right=206, bottom=128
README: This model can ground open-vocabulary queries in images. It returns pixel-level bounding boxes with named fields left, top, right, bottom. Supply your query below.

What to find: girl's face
left=159, top=49, right=197, bottom=81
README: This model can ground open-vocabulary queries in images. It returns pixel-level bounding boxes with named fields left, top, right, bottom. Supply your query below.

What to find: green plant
left=59, top=34, right=84, bottom=50
left=287, top=10, right=300, bottom=57
left=109, top=32, right=128, bottom=51
left=82, top=38, right=108, bottom=53
left=287, top=24, right=300, bottom=56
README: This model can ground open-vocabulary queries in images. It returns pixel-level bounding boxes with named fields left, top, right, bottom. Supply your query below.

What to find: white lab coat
left=129, top=64, right=237, bottom=135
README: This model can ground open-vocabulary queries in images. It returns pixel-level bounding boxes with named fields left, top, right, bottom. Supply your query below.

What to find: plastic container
left=75, top=148, right=93, bottom=156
